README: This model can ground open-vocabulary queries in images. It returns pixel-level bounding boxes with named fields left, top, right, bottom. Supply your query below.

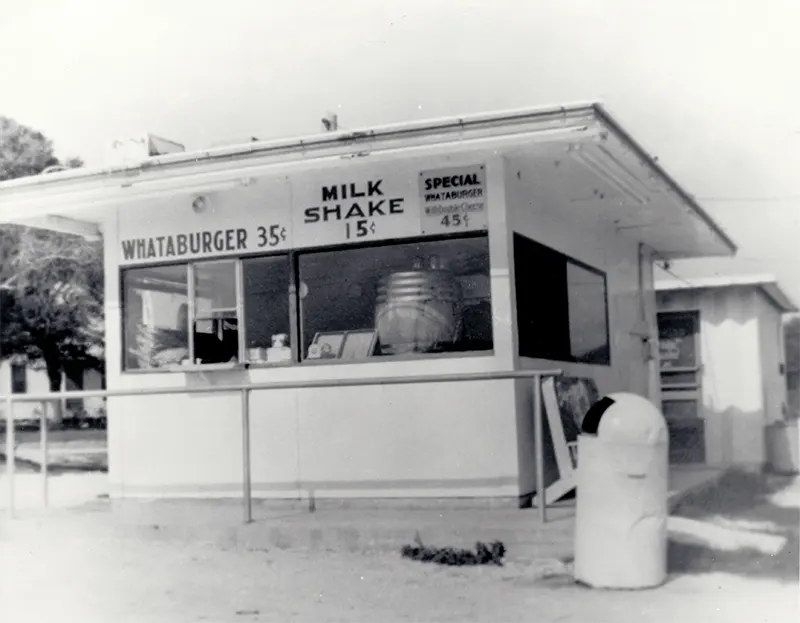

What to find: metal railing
left=2, top=369, right=561, bottom=523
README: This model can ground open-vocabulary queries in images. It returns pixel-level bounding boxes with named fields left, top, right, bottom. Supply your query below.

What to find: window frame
left=119, top=231, right=493, bottom=373
left=120, top=257, right=256, bottom=372
left=188, top=258, right=246, bottom=366
left=513, top=232, right=611, bottom=367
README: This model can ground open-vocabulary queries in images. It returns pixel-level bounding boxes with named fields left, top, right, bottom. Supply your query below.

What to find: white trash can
left=574, top=392, right=669, bottom=589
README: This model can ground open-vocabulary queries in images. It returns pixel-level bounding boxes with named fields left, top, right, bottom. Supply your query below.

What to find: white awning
left=0, top=102, right=736, bottom=259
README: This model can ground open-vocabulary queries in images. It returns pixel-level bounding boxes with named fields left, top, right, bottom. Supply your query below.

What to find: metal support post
left=41, top=400, right=49, bottom=507
left=241, top=388, right=252, bottom=524
left=5, top=395, right=14, bottom=519
left=533, top=374, right=547, bottom=523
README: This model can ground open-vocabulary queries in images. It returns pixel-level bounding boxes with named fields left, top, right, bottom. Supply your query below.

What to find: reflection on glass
left=242, top=256, right=292, bottom=363
left=192, top=260, right=239, bottom=364
left=513, top=233, right=610, bottom=366
left=567, top=263, right=609, bottom=364
left=123, top=265, right=189, bottom=369
left=298, top=235, right=493, bottom=361
left=194, top=260, right=237, bottom=317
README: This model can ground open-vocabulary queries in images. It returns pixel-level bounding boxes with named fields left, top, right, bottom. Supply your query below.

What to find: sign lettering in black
left=423, top=172, right=481, bottom=191
left=304, top=178, right=404, bottom=224
left=257, top=224, right=288, bottom=248
left=345, top=219, right=377, bottom=239
left=120, top=225, right=283, bottom=262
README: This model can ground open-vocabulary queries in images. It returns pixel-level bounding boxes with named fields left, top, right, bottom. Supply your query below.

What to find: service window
left=122, top=256, right=294, bottom=370
left=297, top=233, right=492, bottom=361
left=242, top=255, right=293, bottom=364
left=191, top=260, right=241, bottom=364
left=123, top=264, right=190, bottom=370
left=121, top=232, right=491, bottom=371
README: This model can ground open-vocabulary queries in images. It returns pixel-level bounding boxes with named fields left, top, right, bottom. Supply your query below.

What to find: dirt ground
left=1, top=469, right=798, bottom=623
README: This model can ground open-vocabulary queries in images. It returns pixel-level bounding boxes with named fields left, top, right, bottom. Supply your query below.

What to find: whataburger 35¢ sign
left=117, top=164, right=488, bottom=265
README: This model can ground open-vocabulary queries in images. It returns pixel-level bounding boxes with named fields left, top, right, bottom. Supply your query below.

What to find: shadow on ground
left=668, top=469, right=799, bottom=583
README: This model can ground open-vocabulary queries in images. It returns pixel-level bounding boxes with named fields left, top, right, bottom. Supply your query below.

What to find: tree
left=0, top=115, right=101, bottom=418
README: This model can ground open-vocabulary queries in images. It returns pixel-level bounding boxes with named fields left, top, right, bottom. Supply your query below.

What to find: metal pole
left=5, top=395, right=14, bottom=519
left=533, top=373, right=547, bottom=523
left=3, top=369, right=564, bottom=404
left=40, top=400, right=49, bottom=508
left=241, top=387, right=252, bottom=524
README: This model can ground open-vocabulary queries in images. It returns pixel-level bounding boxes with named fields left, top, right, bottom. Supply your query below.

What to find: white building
left=0, top=103, right=736, bottom=504
left=656, top=274, right=797, bottom=469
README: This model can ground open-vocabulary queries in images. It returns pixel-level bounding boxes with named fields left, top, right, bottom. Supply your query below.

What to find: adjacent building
left=656, top=274, right=797, bottom=469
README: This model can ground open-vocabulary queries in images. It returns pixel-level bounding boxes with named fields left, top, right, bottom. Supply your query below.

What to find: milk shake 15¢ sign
left=293, top=169, right=420, bottom=248
left=419, top=165, right=487, bottom=235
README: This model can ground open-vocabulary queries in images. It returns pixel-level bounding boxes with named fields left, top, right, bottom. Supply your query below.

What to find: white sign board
left=419, top=165, right=487, bottom=235
left=117, top=162, right=488, bottom=266
left=291, top=168, right=420, bottom=249
left=117, top=180, right=292, bottom=266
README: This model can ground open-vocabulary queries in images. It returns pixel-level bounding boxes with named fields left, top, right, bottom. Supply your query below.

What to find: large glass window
left=513, top=233, right=610, bottom=365
left=120, top=233, right=492, bottom=371
left=298, top=235, right=492, bottom=361
left=192, top=260, right=240, bottom=364
left=123, top=264, right=190, bottom=369
left=123, top=257, right=295, bottom=369
left=242, top=256, right=292, bottom=363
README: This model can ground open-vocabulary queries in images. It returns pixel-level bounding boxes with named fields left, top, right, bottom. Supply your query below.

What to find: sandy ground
left=0, top=468, right=798, bottom=623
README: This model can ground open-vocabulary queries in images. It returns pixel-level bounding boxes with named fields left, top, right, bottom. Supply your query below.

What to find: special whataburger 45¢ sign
left=419, top=165, right=487, bottom=235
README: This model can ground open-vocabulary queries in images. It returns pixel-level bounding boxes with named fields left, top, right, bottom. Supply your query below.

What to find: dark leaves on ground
left=401, top=536, right=506, bottom=566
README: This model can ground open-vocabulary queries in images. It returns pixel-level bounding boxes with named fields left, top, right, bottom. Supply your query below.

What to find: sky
left=2, top=0, right=800, bottom=305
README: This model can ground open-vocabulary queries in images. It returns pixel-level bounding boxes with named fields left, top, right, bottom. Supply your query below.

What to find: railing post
left=5, top=395, right=15, bottom=519
left=241, top=387, right=252, bottom=524
left=533, top=373, right=547, bottom=523
left=41, top=401, right=49, bottom=508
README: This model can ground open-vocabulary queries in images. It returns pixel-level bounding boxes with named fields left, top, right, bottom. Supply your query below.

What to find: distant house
left=655, top=274, right=797, bottom=469
left=0, top=357, right=105, bottom=428
left=0, top=277, right=105, bottom=429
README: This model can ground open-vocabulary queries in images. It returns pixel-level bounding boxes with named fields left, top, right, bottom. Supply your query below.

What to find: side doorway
left=657, top=310, right=706, bottom=464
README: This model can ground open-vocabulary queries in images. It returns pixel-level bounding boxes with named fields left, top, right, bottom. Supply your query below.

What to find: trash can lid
left=587, top=392, right=667, bottom=445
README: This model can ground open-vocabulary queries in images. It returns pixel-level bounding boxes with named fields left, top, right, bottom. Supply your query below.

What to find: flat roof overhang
left=656, top=273, right=798, bottom=313
left=0, top=102, right=736, bottom=258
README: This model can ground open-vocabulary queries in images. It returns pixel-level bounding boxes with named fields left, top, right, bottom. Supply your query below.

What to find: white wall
left=0, top=361, right=51, bottom=422
left=103, top=154, right=523, bottom=500
left=755, top=290, right=787, bottom=425
left=504, top=160, right=653, bottom=395
left=83, top=368, right=106, bottom=416
left=503, top=157, right=656, bottom=496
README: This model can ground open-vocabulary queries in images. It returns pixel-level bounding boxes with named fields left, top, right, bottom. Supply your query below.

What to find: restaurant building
left=0, top=104, right=736, bottom=503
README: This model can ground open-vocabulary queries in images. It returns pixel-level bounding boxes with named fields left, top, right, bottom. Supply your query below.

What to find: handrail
left=0, top=369, right=559, bottom=402
left=3, top=368, right=561, bottom=524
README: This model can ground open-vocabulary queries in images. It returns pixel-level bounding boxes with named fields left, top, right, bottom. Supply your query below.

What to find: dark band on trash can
left=581, top=396, right=616, bottom=435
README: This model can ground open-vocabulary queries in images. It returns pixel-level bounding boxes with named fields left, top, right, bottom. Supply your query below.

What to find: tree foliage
left=0, top=115, right=101, bottom=395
